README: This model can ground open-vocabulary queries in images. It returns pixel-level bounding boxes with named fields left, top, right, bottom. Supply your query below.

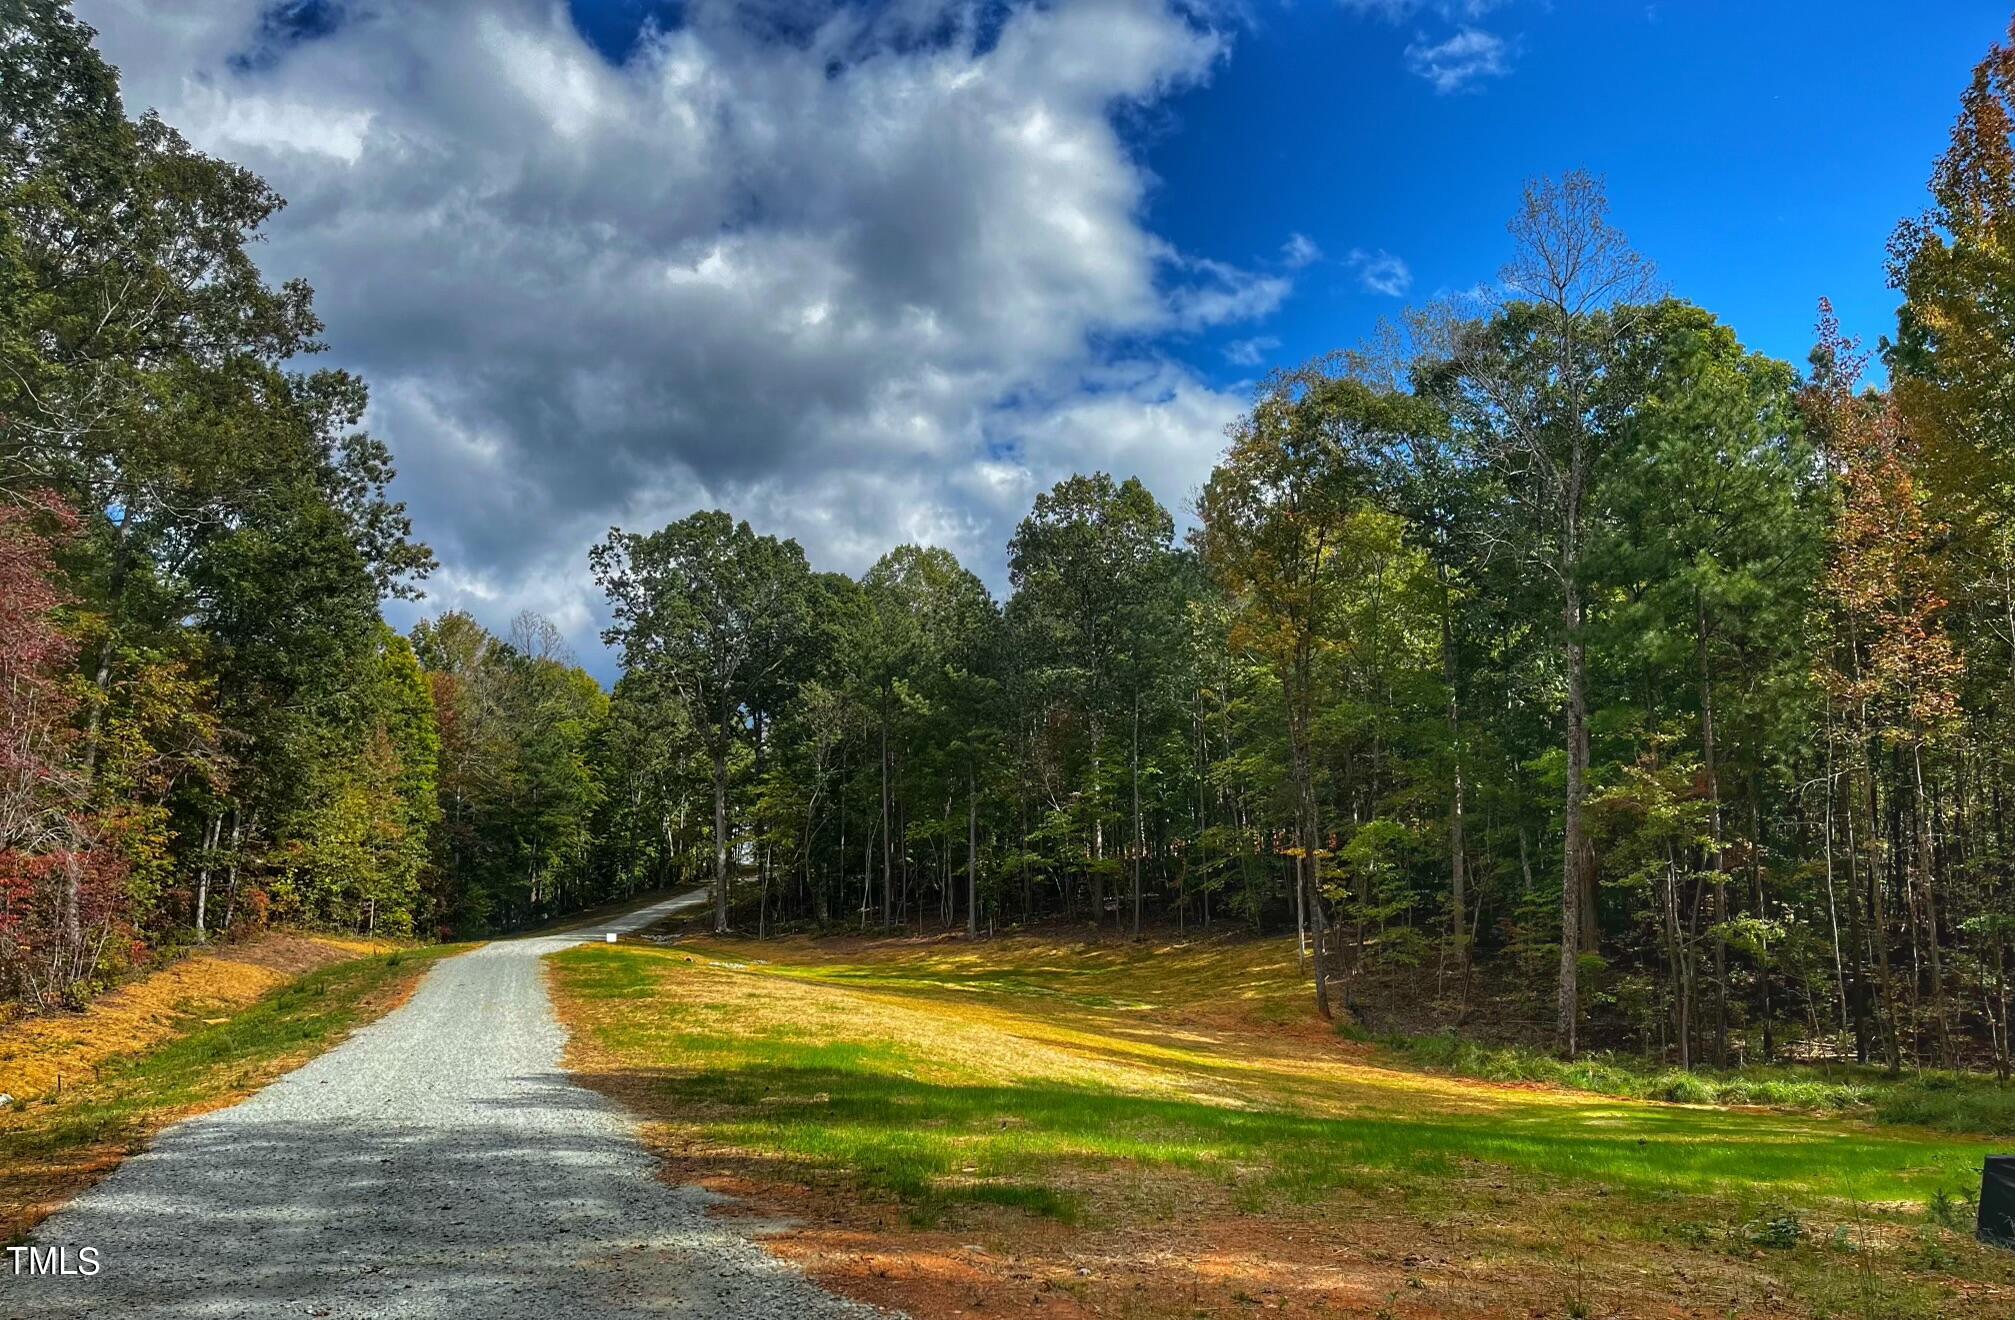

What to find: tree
left=1199, top=369, right=1438, bottom=1016
left=1808, top=304, right=1964, bottom=1069
left=1888, top=16, right=2015, bottom=1074
left=1596, top=301, right=1819, bottom=1064
left=593, top=511, right=813, bottom=933
left=1009, top=474, right=1175, bottom=934
left=1424, top=172, right=1658, bottom=1055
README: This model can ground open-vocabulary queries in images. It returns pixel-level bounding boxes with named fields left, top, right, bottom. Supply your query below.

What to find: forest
left=7, top=0, right=2015, bottom=1082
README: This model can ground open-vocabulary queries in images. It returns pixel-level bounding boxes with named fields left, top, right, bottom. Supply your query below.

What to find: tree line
left=7, top=0, right=2015, bottom=1080
left=581, top=24, right=2015, bottom=1072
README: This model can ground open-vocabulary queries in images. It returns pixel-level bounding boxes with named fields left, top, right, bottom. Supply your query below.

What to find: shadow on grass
left=575, top=1055, right=1993, bottom=1226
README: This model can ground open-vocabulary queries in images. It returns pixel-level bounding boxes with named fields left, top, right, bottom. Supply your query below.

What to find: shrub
left=1747, top=1208, right=1804, bottom=1250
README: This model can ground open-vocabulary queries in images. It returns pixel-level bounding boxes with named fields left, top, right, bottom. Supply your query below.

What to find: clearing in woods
left=550, top=931, right=2015, bottom=1319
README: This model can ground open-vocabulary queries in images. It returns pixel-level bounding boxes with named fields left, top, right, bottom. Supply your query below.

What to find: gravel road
left=6, top=892, right=881, bottom=1319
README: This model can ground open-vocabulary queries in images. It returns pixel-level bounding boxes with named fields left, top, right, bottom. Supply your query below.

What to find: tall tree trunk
left=222, top=809, right=246, bottom=934
left=194, top=812, right=221, bottom=941
left=1913, top=741, right=1952, bottom=1064
left=1821, top=718, right=1850, bottom=1030
left=1131, top=695, right=1143, bottom=940
left=968, top=766, right=979, bottom=939
left=1559, top=572, right=1587, bottom=1055
left=1443, top=584, right=1468, bottom=977
left=1696, top=590, right=1729, bottom=1068
left=1290, top=649, right=1332, bottom=1020
left=712, top=741, right=730, bottom=934
left=881, top=704, right=893, bottom=930
left=1749, top=783, right=1773, bottom=1063
left=1664, top=846, right=1691, bottom=1069
left=1866, top=751, right=1902, bottom=1073
left=1090, top=732, right=1105, bottom=932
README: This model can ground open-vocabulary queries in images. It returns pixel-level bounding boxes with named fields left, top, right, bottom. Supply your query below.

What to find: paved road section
left=6, top=893, right=878, bottom=1319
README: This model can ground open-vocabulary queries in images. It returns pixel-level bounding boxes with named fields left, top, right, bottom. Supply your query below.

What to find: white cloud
left=1222, top=336, right=1281, bottom=367
left=74, top=0, right=1281, bottom=671
left=990, top=360, right=1246, bottom=531
left=1281, top=232, right=1321, bottom=269
left=1336, top=1, right=1506, bottom=20
left=1163, top=252, right=1292, bottom=330
left=1349, top=248, right=1413, bottom=297
left=1404, top=27, right=1512, bottom=93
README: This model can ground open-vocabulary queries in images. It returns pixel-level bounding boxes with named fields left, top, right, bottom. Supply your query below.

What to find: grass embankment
left=1384, top=1032, right=2015, bottom=1137
left=0, top=933, right=384, bottom=1101
left=551, top=932, right=2015, bottom=1320
left=0, top=936, right=466, bottom=1242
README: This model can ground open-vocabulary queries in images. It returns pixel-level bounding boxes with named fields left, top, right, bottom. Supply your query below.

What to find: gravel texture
left=6, top=893, right=882, bottom=1319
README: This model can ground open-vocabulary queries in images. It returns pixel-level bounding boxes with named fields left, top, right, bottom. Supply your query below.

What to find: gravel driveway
left=5, top=892, right=880, bottom=1319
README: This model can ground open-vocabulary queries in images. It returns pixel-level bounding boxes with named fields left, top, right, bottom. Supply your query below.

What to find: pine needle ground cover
left=0, top=940, right=466, bottom=1243
left=551, top=934, right=2015, bottom=1319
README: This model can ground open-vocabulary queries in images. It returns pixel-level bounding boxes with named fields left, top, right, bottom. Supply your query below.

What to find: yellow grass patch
left=0, top=933, right=386, bottom=1102
left=661, top=933, right=1625, bottom=1120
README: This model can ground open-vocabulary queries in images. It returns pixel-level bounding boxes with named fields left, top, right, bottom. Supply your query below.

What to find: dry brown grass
left=0, top=933, right=385, bottom=1103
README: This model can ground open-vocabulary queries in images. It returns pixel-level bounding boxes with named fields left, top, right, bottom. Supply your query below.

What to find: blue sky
left=78, top=0, right=2014, bottom=677
left=1138, top=1, right=2004, bottom=382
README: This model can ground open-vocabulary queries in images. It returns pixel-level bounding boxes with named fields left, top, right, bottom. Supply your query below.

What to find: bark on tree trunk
left=1559, top=574, right=1587, bottom=1056
left=1664, top=847, right=1691, bottom=1070
left=1867, top=752, right=1902, bottom=1073
left=1289, top=653, right=1332, bottom=1020
left=1443, top=586, right=1467, bottom=977
left=1913, top=741, right=1952, bottom=1064
left=194, top=812, right=221, bottom=941
left=1131, top=696, right=1143, bottom=941
left=712, top=742, right=730, bottom=934
left=222, top=809, right=246, bottom=934
left=881, top=706, right=893, bottom=930
left=968, top=766, right=979, bottom=939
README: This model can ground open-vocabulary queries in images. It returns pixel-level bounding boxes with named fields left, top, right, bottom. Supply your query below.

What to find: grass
left=0, top=932, right=392, bottom=1102
left=1383, top=1030, right=2015, bottom=1136
left=550, top=931, right=2015, bottom=1319
left=0, top=941, right=466, bottom=1243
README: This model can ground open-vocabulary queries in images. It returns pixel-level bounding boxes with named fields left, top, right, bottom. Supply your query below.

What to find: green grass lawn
left=1, top=943, right=466, bottom=1242
left=551, top=932, right=2015, bottom=1319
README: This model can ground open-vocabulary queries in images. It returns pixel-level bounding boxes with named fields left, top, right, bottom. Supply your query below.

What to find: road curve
left=6, top=892, right=878, bottom=1319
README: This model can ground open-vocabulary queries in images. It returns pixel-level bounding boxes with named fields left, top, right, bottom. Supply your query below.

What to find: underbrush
left=1382, top=1029, right=2015, bottom=1135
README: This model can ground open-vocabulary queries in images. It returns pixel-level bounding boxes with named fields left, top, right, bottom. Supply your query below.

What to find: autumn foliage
left=0, top=496, right=126, bottom=1006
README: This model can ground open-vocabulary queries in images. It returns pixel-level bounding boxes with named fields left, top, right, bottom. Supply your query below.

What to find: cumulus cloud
left=1405, top=27, right=1513, bottom=93
left=74, top=0, right=1277, bottom=672
left=1349, top=248, right=1413, bottom=297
